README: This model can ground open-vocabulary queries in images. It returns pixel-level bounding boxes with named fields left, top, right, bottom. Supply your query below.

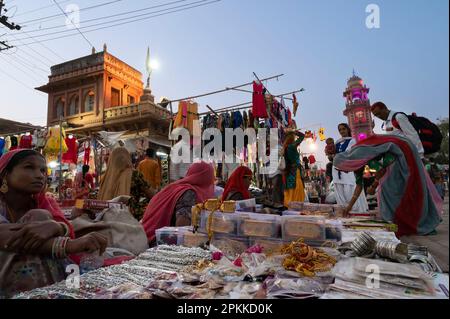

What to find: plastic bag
left=265, top=276, right=326, bottom=299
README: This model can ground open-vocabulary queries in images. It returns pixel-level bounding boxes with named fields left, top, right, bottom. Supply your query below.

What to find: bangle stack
left=52, top=237, right=70, bottom=259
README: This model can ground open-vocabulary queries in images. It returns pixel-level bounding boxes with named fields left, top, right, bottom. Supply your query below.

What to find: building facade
left=36, top=45, right=172, bottom=153
left=342, top=74, right=374, bottom=141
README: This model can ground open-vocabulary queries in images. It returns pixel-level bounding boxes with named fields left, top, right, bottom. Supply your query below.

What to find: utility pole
left=0, top=0, right=21, bottom=51
left=0, top=39, right=11, bottom=51
left=0, top=0, right=21, bottom=30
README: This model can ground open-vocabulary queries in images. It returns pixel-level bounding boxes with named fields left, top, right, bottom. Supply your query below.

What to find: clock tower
left=343, top=72, right=374, bottom=141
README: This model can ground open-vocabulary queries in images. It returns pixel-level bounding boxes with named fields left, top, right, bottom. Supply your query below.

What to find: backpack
left=392, top=112, right=443, bottom=155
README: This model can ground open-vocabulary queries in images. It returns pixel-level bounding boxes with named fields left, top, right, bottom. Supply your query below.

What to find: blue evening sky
left=0, top=0, right=448, bottom=166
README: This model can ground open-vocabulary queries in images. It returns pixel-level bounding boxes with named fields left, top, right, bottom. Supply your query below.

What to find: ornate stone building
left=36, top=45, right=171, bottom=152
left=343, top=73, right=374, bottom=141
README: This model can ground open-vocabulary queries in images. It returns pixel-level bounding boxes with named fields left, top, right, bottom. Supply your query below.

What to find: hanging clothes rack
left=168, top=74, right=284, bottom=104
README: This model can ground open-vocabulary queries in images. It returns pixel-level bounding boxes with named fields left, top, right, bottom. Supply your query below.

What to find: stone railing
left=104, top=104, right=141, bottom=119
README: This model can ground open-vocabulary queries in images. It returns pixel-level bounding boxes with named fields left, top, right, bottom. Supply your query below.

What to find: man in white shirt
left=371, top=102, right=425, bottom=158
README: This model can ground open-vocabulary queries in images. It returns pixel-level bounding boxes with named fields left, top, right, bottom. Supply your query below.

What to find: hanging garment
left=173, top=101, right=188, bottom=129
left=270, top=114, right=278, bottom=128
left=10, top=136, right=18, bottom=151
left=19, top=134, right=33, bottom=149
left=248, top=110, right=255, bottom=128
left=243, top=111, right=248, bottom=129
left=32, top=131, right=38, bottom=148
left=186, top=101, right=199, bottom=135
left=62, top=136, right=78, bottom=164
left=217, top=114, right=224, bottom=131
left=224, top=112, right=232, bottom=128
left=252, top=81, right=268, bottom=118
left=83, top=141, right=91, bottom=166
left=303, top=156, right=310, bottom=170
left=304, top=131, right=313, bottom=139
left=0, top=138, right=5, bottom=157
left=44, top=126, right=68, bottom=156
left=308, top=155, right=316, bottom=165
left=287, top=109, right=293, bottom=127
left=293, top=94, right=299, bottom=117
left=319, top=128, right=326, bottom=142
left=233, top=111, right=244, bottom=129
left=4, top=136, right=11, bottom=152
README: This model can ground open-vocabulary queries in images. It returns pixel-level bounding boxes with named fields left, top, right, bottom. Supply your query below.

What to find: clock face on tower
left=355, top=110, right=366, bottom=123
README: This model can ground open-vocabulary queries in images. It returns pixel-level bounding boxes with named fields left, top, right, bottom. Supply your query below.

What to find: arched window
left=55, top=97, right=65, bottom=119
left=68, top=95, right=79, bottom=116
left=84, top=90, right=95, bottom=112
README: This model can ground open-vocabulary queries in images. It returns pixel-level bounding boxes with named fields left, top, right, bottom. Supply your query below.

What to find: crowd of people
left=0, top=100, right=446, bottom=298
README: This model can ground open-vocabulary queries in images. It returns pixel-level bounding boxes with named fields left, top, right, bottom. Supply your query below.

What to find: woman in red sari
left=221, top=166, right=253, bottom=201
left=0, top=149, right=107, bottom=298
left=141, top=161, right=215, bottom=243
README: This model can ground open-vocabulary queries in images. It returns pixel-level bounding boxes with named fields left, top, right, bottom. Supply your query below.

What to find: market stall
left=13, top=201, right=448, bottom=300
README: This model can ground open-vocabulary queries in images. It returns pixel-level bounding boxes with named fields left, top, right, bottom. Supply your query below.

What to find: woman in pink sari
left=0, top=149, right=107, bottom=298
left=141, top=161, right=215, bottom=243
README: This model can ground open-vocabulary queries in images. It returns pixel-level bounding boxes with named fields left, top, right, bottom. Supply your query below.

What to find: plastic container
left=249, top=238, right=289, bottom=255
left=235, top=198, right=257, bottom=212
left=332, top=204, right=347, bottom=217
left=302, top=203, right=320, bottom=212
left=199, top=211, right=240, bottom=235
left=180, top=231, right=209, bottom=248
left=237, top=213, right=281, bottom=238
left=210, top=234, right=249, bottom=258
left=287, top=202, right=304, bottom=211
left=324, top=220, right=343, bottom=242
left=281, top=216, right=327, bottom=242
left=155, top=227, right=190, bottom=246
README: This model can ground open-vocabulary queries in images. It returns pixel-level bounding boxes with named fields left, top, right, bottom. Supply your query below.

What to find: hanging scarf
left=221, top=166, right=253, bottom=201
left=142, top=162, right=215, bottom=242
left=0, top=149, right=74, bottom=238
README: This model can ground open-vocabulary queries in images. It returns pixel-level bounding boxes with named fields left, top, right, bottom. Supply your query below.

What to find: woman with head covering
left=332, top=123, right=368, bottom=213
left=334, top=135, right=443, bottom=236
left=141, top=161, right=215, bottom=243
left=0, top=149, right=107, bottom=298
left=221, top=166, right=253, bottom=201
left=98, top=147, right=154, bottom=220
left=283, top=130, right=306, bottom=207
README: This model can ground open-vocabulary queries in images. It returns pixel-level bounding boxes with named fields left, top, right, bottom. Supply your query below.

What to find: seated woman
left=334, top=135, right=443, bottom=236
left=73, top=165, right=95, bottom=200
left=141, top=161, right=215, bottom=244
left=221, top=166, right=253, bottom=201
left=0, top=149, right=107, bottom=298
left=98, top=147, right=155, bottom=221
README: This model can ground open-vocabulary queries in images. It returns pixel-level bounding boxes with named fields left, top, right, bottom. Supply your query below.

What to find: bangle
left=59, top=222, right=70, bottom=237
left=52, top=237, right=70, bottom=259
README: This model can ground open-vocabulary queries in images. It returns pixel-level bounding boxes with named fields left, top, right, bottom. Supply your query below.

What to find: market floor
left=400, top=196, right=449, bottom=273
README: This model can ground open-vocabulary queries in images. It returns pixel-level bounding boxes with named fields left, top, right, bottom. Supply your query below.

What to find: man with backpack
left=371, top=102, right=443, bottom=159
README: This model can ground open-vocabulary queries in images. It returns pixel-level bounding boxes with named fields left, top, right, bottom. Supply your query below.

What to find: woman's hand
left=66, top=232, right=108, bottom=256
left=6, top=220, right=65, bottom=253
